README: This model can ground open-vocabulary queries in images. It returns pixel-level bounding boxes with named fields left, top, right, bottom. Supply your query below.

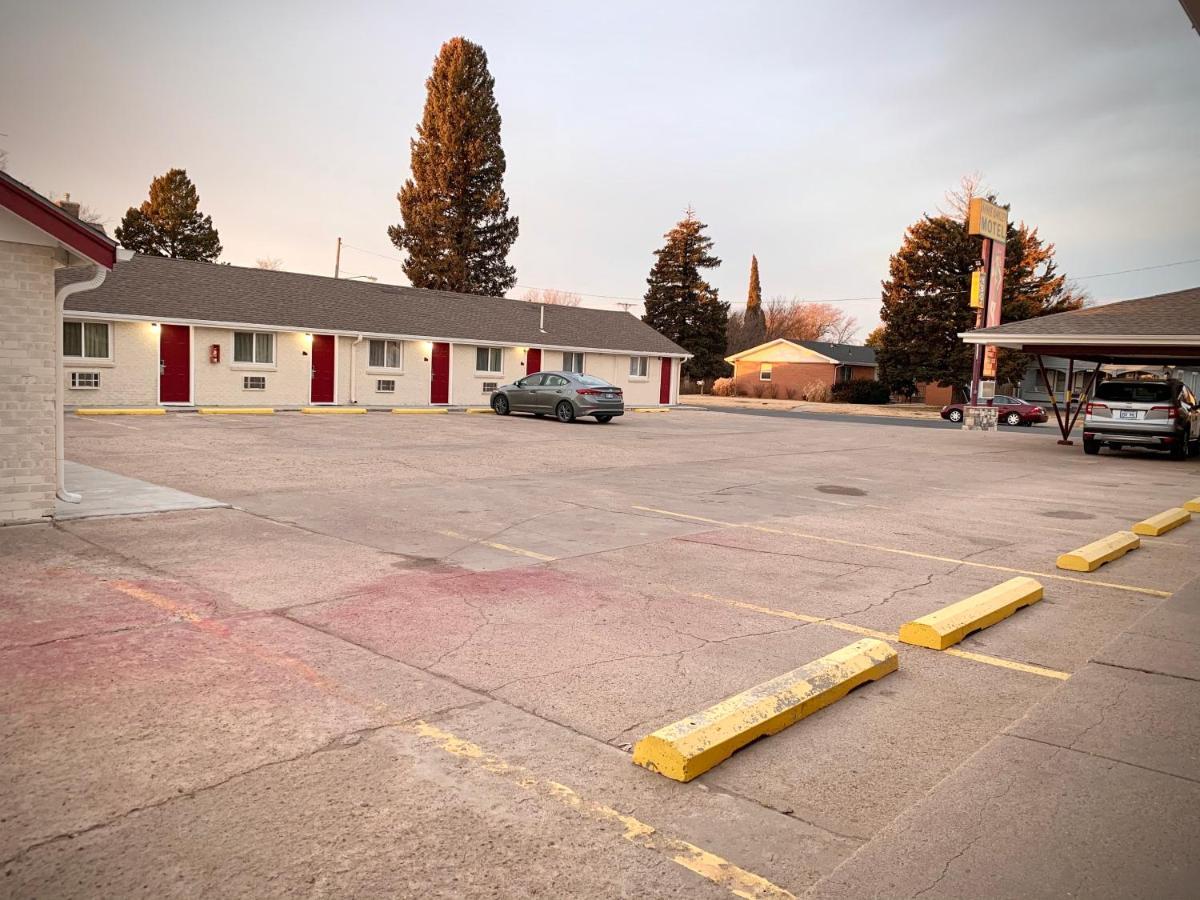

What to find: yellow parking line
left=637, top=506, right=1171, bottom=598
left=438, top=529, right=556, bottom=562
left=685, top=591, right=1071, bottom=681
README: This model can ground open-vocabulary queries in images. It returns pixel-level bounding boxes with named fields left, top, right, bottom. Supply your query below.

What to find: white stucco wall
left=450, top=343, right=524, bottom=406
left=64, top=318, right=157, bottom=406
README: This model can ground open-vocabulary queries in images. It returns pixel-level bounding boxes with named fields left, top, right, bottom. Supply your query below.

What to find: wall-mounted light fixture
left=150, top=322, right=160, bottom=331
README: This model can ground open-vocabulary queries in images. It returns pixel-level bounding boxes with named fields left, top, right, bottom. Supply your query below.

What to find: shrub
left=750, top=382, right=766, bottom=398
left=783, top=386, right=798, bottom=400
left=761, top=382, right=778, bottom=399
left=712, top=377, right=735, bottom=397
left=802, top=379, right=832, bottom=402
left=831, top=379, right=891, bottom=404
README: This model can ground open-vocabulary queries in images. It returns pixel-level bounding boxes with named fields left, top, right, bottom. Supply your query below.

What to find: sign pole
left=968, top=237, right=990, bottom=406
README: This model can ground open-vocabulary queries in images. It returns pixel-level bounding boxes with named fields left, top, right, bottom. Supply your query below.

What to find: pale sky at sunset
left=3, top=1, right=1198, bottom=336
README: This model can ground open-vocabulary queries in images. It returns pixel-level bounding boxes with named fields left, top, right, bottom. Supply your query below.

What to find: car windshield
left=576, top=375, right=612, bottom=387
left=1096, top=381, right=1173, bottom=404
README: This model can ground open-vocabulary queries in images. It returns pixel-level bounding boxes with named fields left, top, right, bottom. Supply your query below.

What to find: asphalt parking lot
left=2, top=409, right=1198, bottom=897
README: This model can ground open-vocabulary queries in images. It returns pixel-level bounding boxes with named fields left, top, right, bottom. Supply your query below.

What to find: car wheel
left=948, top=409, right=963, bottom=423
left=1083, top=438, right=1100, bottom=455
left=1005, top=412, right=1022, bottom=426
left=595, top=415, right=613, bottom=423
left=492, top=394, right=510, bottom=416
left=555, top=401, right=575, bottom=423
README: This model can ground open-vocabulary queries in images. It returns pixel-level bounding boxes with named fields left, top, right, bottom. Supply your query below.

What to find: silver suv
left=1083, top=378, right=1200, bottom=459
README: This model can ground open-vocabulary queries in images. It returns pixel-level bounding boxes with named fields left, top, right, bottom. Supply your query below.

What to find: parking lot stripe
left=685, top=591, right=1071, bottom=681
left=635, top=506, right=1172, bottom=598
left=437, top=528, right=556, bottom=562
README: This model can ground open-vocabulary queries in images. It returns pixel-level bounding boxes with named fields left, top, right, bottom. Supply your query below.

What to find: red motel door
left=526, top=348, right=541, bottom=376
left=310, top=334, right=335, bottom=403
left=159, top=324, right=191, bottom=404
left=659, top=357, right=672, bottom=405
left=430, top=342, right=450, bottom=404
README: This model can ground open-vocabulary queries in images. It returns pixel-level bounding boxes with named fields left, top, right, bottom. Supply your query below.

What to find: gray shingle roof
left=59, top=254, right=689, bottom=356
left=967, top=287, right=1200, bottom=338
left=790, top=340, right=877, bottom=365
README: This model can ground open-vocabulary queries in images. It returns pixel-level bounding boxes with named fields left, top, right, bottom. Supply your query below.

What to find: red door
left=159, top=324, right=191, bottom=404
left=526, top=348, right=541, bottom=376
left=310, top=334, right=335, bottom=403
left=659, top=357, right=673, bottom=405
left=430, top=342, right=450, bottom=404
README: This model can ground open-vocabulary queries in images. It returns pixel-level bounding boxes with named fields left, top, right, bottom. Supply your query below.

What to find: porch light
left=150, top=322, right=160, bottom=330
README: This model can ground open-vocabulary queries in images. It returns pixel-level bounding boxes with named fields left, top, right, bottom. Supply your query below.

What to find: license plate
left=1117, top=410, right=1139, bottom=420
left=603, top=394, right=617, bottom=400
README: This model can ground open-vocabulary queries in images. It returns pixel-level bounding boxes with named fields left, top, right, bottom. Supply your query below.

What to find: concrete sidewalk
left=54, top=462, right=227, bottom=520
left=807, top=575, right=1200, bottom=900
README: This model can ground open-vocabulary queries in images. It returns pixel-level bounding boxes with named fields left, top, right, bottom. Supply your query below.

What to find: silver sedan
left=491, top=371, right=625, bottom=423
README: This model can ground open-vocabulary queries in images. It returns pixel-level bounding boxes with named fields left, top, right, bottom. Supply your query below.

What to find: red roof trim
left=0, top=171, right=118, bottom=269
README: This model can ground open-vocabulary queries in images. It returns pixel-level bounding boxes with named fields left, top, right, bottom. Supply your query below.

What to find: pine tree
left=389, top=37, right=519, bottom=296
left=743, top=255, right=767, bottom=347
left=642, top=209, right=730, bottom=383
left=115, top=169, right=221, bottom=261
left=876, top=200, right=1083, bottom=396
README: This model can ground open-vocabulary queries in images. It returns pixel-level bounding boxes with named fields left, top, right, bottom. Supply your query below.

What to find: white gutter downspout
left=54, top=254, right=124, bottom=502
left=350, top=334, right=364, bottom=404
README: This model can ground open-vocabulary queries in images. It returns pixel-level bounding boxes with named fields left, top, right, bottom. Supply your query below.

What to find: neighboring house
left=725, top=339, right=876, bottom=395
left=0, top=171, right=119, bottom=524
left=59, top=254, right=689, bottom=409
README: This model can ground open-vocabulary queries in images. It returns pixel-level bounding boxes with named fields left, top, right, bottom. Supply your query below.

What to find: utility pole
left=334, top=237, right=342, bottom=279
left=616, top=302, right=635, bottom=314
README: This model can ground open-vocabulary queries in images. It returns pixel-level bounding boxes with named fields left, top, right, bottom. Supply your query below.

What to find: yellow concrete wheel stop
left=1132, top=508, right=1191, bottom=537
left=1185, top=497, right=1200, bottom=513
left=466, top=407, right=495, bottom=414
left=899, top=576, right=1043, bottom=651
left=1056, top=532, right=1140, bottom=572
left=632, top=637, right=897, bottom=783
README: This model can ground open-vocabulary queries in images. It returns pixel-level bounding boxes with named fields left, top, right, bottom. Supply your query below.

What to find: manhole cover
left=1040, top=510, right=1095, bottom=520
left=816, top=485, right=866, bottom=496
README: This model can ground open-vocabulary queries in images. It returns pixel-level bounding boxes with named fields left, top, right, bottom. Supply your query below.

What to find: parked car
left=1083, top=378, right=1200, bottom=458
left=491, top=371, right=625, bottom=423
left=940, top=395, right=1048, bottom=426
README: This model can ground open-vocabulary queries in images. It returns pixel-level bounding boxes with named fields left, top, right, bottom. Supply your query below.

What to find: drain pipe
left=54, top=258, right=118, bottom=502
left=350, top=334, right=364, bottom=404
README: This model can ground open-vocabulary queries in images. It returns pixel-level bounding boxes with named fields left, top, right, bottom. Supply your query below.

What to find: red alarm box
left=209, top=344, right=220, bottom=364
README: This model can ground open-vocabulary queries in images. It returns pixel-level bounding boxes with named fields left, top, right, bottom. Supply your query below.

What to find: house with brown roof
left=724, top=338, right=877, bottom=397
left=59, top=254, right=689, bottom=409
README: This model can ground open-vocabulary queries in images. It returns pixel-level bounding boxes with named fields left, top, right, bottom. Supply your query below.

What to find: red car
left=940, top=395, right=1048, bottom=426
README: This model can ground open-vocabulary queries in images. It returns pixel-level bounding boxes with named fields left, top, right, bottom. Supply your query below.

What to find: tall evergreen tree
left=389, top=37, right=519, bottom=296
left=743, top=255, right=767, bottom=347
left=115, top=168, right=221, bottom=261
left=876, top=198, right=1083, bottom=397
left=642, top=209, right=730, bottom=383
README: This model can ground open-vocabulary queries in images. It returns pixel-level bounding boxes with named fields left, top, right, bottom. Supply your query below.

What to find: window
left=1096, top=381, right=1173, bottom=404
left=375, top=379, right=396, bottom=393
left=243, top=375, right=266, bottom=390
left=518, top=374, right=544, bottom=388
left=233, top=331, right=274, bottom=364
left=543, top=374, right=568, bottom=387
left=629, top=356, right=648, bottom=378
left=70, top=371, right=100, bottom=389
left=475, top=346, right=503, bottom=373
left=63, top=321, right=110, bottom=359
left=482, top=382, right=498, bottom=394
left=562, top=352, right=585, bottom=373
left=369, top=339, right=403, bottom=370
left=577, top=375, right=612, bottom=387
left=759, top=363, right=772, bottom=381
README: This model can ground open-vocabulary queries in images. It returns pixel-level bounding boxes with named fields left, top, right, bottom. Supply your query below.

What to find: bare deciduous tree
left=256, top=257, right=284, bottom=270
left=939, top=172, right=990, bottom=221
left=521, top=287, right=582, bottom=307
left=763, top=297, right=858, bottom=343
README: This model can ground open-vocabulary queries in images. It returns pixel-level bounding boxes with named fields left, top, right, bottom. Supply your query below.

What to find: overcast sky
left=3, top=1, right=1198, bottom=335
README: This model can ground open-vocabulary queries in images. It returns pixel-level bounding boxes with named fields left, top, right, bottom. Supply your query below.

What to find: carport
left=962, top=286, right=1200, bottom=444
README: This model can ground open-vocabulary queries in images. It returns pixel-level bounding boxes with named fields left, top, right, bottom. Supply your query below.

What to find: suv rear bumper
left=1084, top=428, right=1182, bottom=448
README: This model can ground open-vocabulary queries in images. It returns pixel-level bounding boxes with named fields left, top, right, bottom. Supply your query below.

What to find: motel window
left=475, top=346, right=503, bottom=374
left=376, top=379, right=396, bottom=393
left=63, top=321, right=110, bottom=360
left=70, top=372, right=100, bottom=390
left=629, top=356, right=648, bottom=378
left=233, top=331, right=274, bottom=365
left=759, top=363, right=772, bottom=381
left=243, top=375, right=266, bottom=391
left=563, top=352, right=585, bottom=374
left=369, top=339, right=403, bottom=370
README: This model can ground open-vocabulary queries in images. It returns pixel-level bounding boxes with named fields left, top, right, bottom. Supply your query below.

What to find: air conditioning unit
left=482, top=382, right=497, bottom=394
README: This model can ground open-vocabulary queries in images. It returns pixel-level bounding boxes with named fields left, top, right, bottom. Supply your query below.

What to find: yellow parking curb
left=76, top=408, right=165, bottom=416
left=1133, top=508, right=1191, bottom=537
left=632, top=638, right=897, bottom=782
left=899, top=576, right=1043, bottom=650
left=393, top=408, right=449, bottom=415
left=1185, top=497, right=1200, bottom=513
left=198, top=408, right=274, bottom=415
left=632, top=407, right=670, bottom=413
left=1056, top=531, right=1140, bottom=572
left=465, top=407, right=495, bottom=414
left=300, top=407, right=366, bottom=415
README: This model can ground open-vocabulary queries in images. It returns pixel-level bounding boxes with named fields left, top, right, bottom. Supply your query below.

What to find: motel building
left=59, top=254, right=688, bottom=410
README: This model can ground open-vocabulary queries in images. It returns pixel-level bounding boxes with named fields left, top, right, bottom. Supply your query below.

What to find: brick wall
left=733, top=361, right=876, bottom=397
left=0, top=242, right=58, bottom=523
